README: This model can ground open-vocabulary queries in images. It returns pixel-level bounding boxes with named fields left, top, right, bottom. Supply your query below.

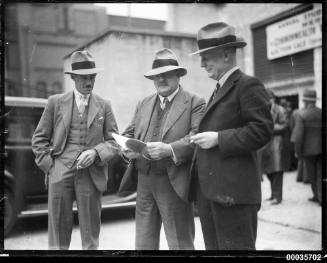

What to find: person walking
left=291, top=89, right=322, bottom=205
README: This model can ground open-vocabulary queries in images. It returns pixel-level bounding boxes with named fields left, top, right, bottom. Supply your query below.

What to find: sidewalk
left=259, top=171, right=321, bottom=233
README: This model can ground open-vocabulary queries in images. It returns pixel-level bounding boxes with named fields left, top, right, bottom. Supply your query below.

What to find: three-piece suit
left=32, top=91, right=119, bottom=249
left=123, top=87, right=205, bottom=250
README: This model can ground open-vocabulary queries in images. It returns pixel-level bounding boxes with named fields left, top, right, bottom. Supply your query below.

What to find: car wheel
left=4, top=189, right=17, bottom=237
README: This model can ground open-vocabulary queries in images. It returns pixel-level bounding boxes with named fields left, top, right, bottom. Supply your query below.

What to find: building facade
left=166, top=3, right=322, bottom=109
left=4, top=3, right=166, bottom=98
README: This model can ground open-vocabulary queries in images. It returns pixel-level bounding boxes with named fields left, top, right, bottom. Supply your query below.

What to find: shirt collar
left=158, top=86, right=180, bottom=104
left=218, top=66, right=239, bottom=88
left=74, top=89, right=90, bottom=103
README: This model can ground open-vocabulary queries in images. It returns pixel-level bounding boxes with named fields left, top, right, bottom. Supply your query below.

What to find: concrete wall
left=64, top=30, right=215, bottom=131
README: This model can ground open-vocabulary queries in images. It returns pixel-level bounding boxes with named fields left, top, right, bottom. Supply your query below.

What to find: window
left=35, top=81, right=48, bottom=98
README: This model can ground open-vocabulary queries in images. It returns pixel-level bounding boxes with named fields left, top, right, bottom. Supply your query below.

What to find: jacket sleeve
left=219, top=78, right=274, bottom=157
left=93, top=100, right=120, bottom=164
left=170, top=95, right=206, bottom=165
left=31, top=96, right=55, bottom=174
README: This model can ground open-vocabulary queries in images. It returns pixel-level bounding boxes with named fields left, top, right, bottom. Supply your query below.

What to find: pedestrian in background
left=32, top=50, right=119, bottom=249
left=291, top=89, right=321, bottom=205
left=290, top=109, right=308, bottom=183
left=279, top=98, right=293, bottom=171
left=122, top=48, right=206, bottom=250
left=189, top=22, right=273, bottom=250
left=258, top=89, right=288, bottom=205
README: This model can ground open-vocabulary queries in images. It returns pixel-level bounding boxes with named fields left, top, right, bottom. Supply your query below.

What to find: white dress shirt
left=74, top=89, right=90, bottom=115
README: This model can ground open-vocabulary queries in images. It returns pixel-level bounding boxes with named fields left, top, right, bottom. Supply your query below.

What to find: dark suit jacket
left=123, top=87, right=206, bottom=202
left=32, top=91, right=119, bottom=193
left=190, top=69, right=273, bottom=205
left=291, top=106, right=322, bottom=157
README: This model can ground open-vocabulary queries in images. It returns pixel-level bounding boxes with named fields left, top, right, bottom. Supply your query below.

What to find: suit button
left=209, top=172, right=213, bottom=176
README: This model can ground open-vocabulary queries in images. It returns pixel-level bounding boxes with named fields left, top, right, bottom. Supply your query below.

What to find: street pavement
left=3, top=171, right=322, bottom=252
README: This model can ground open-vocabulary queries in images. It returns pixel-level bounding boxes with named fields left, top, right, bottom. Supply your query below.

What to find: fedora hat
left=65, top=50, right=104, bottom=75
left=190, top=22, right=246, bottom=56
left=144, top=48, right=187, bottom=80
left=302, top=89, right=317, bottom=102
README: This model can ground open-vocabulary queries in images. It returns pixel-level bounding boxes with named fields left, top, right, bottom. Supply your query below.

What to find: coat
left=32, top=91, right=119, bottom=193
left=123, top=87, right=206, bottom=202
left=190, top=69, right=273, bottom=205
left=258, top=102, right=288, bottom=174
left=291, top=106, right=322, bottom=157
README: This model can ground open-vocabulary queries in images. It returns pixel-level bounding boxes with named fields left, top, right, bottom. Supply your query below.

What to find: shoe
left=308, top=197, right=319, bottom=202
left=265, top=196, right=274, bottom=201
left=270, top=199, right=281, bottom=205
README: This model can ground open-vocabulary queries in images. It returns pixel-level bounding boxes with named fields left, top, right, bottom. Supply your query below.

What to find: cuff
left=169, top=144, right=178, bottom=164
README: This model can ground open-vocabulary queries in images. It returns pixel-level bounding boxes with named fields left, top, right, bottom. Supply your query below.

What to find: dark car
left=4, top=96, right=136, bottom=237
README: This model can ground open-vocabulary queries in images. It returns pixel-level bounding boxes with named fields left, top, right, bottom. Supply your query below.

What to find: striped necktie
left=161, top=97, right=169, bottom=110
left=207, top=83, right=220, bottom=108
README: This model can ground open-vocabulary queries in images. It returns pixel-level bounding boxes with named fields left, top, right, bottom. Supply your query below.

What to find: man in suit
left=291, top=89, right=321, bottom=205
left=189, top=22, right=273, bottom=250
left=32, top=50, right=119, bottom=249
left=122, top=48, right=206, bottom=250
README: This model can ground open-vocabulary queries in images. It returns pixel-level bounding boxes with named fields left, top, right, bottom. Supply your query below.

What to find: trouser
left=48, top=159, right=102, bottom=250
left=135, top=171, right=195, bottom=250
left=296, top=159, right=303, bottom=182
left=195, top=180, right=259, bottom=250
left=267, top=171, right=283, bottom=202
left=303, top=155, right=321, bottom=203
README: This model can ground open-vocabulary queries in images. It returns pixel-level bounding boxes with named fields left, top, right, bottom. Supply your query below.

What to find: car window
left=5, top=106, right=44, bottom=145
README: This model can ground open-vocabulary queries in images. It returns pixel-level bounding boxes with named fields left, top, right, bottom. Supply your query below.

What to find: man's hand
left=146, top=142, right=172, bottom=160
left=122, top=149, right=141, bottom=159
left=190, top=132, right=219, bottom=149
left=76, top=149, right=97, bottom=169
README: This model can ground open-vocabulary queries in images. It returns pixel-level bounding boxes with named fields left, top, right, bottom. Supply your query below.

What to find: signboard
left=266, top=6, right=322, bottom=60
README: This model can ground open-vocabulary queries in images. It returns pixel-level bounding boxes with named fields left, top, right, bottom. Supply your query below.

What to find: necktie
left=78, top=94, right=88, bottom=115
left=161, top=97, right=169, bottom=110
left=207, top=83, right=220, bottom=108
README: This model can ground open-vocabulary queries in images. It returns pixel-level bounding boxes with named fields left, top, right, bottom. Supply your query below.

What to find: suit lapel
left=59, top=91, right=74, bottom=133
left=87, top=94, right=100, bottom=128
left=139, top=94, right=157, bottom=141
left=201, top=70, right=242, bottom=123
left=162, top=88, right=187, bottom=139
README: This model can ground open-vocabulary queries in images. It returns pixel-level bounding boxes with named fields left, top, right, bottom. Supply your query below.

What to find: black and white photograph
left=1, top=1, right=325, bottom=258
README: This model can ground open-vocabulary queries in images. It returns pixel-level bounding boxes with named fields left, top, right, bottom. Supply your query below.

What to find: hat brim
left=65, top=68, right=104, bottom=75
left=144, top=66, right=187, bottom=80
left=189, top=41, right=246, bottom=56
left=303, top=97, right=318, bottom=101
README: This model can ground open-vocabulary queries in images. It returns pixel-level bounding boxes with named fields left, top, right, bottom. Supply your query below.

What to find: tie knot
left=163, top=97, right=168, bottom=104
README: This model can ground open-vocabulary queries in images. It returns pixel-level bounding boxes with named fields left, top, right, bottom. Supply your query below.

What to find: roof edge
left=64, top=26, right=196, bottom=59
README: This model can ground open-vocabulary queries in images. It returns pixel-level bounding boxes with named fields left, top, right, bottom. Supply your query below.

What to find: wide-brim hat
left=302, top=89, right=318, bottom=101
left=65, top=50, right=104, bottom=75
left=189, top=22, right=247, bottom=56
left=144, top=48, right=187, bottom=80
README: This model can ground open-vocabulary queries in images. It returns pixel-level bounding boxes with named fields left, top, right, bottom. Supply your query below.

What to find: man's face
left=200, top=49, right=226, bottom=81
left=153, top=71, right=180, bottom=97
left=71, top=74, right=96, bottom=95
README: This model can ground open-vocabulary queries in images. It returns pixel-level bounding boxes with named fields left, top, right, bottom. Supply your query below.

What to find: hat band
left=152, top=59, right=178, bottom=69
left=72, top=61, right=95, bottom=70
left=198, top=35, right=237, bottom=50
